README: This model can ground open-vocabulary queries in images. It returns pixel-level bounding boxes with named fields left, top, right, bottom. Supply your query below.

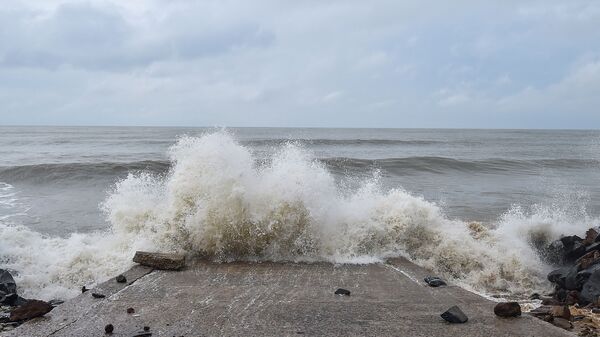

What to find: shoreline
left=4, top=257, right=571, bottom=337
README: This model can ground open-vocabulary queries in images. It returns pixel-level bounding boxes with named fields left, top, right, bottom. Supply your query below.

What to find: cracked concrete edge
left=2, top=265, right=154, bottom=337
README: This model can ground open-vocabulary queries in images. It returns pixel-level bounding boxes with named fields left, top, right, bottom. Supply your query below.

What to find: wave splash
left=0, top=131, right=594, bottom=300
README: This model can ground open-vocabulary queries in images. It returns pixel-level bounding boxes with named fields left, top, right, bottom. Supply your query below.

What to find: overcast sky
left=1, top=0, right=599, bottom=128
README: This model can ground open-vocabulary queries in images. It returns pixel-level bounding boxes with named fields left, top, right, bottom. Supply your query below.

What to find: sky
left=0, top=0, right=599, bottom=128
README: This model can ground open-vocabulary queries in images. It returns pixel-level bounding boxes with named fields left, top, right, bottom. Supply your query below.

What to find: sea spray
left=0, top=130, right=595, bottom=300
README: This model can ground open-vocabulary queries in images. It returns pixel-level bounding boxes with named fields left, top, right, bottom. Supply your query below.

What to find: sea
left=1, top=126, right=599, bottom=300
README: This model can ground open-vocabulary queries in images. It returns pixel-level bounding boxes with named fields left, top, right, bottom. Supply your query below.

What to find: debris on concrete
left=441, top=305, right=468, bottom=323
left=334, top=288, right=351, bottom=296
left=424, top=276, right=447, bottom=287
left=116, top=274, right=127, bottom=283
left=92, top=293, right=106, bottom=299
left=104, top=323, right=114, bottom=334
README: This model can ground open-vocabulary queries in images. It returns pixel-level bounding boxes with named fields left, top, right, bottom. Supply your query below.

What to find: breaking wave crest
left=0, top=131, right=595, bottom=300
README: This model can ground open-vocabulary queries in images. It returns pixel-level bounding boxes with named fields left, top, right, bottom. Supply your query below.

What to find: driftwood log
left=132, top=251, right=185, bottom=270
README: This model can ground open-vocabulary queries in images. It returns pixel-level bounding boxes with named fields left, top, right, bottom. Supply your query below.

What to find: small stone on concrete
left=127, top=307, right=135, bottom=314
left=104, top=323, right=114, bottom=334
left=334, top=288, right=351, bottom=296
left=441, top=305, right=468, bottom=323
left=424, top=276, right=447, bottom=287
left=116, top=275, right=127, bottom=283
left=92, top=293, right=106, bottom=299
left=81, top=286, right=89, bottom=293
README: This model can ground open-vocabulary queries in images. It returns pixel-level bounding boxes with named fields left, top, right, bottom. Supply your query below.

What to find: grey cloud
left=0, top=2, right=274, bottom=71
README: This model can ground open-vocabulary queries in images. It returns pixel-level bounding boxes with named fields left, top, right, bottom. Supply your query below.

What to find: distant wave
left=0, top=156, right=596, bottom=183
left=324, top=157, right=598, bottom=175
left=243, top=138, right=446, bottom=146
left=0, top=160, right=170, bottom=182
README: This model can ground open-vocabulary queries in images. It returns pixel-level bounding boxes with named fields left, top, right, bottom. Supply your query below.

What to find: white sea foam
left=0, top=131, right=596, bottom=300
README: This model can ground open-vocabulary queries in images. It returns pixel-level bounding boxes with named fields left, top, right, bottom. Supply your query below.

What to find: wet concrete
left=5, top=258, right=573, bottom=337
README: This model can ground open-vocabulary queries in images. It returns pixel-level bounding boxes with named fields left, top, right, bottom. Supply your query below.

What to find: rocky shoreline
left=533, top=227, right=600, bottom=336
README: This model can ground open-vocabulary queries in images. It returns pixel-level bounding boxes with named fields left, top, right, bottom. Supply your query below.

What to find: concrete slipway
left=5, top=258, right=572, bottom=337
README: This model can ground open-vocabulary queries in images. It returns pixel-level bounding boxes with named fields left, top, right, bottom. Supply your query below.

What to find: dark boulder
left=565, top=290, right=579, bottom=305
left=493, top=302, right=521, bottom=317
left=424, top=276, right=447, bottom=287
left=0, top=270, right=16, bottom=295
left=548, top=266, right=578, bottom=290
left=561, top=235, right=583, bottom=249
left=441, top=305, right=468, bottom=323
left=9, top=300, right=53, bottom=321
left=0, top=293, right=18, bottom=306
left=543, top=240, right=565, bottom=265
left=334, top=288, right=351, bottom=296
left=580, top=268, right=600, bottom=304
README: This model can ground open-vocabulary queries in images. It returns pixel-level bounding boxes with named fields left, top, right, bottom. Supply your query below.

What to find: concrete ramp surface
left=5, top=258, right=572, bottom=337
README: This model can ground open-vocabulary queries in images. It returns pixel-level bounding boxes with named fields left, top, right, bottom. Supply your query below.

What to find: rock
left=541, top=297, right=562, bottom=305
left=562, top=235, right=584, bottom=249
left=9, top=300, right=53, bottom=321
left=578, top=250, right=600, bottom=270
left=529, top=305, right=553, bottom=317
left=440, top=305, right=468, bottom=323
left=552, top=317, right=573, bottom=330
left=550, top=305, right=571, bottom=320
left=104, top=323, right=114, bottom=334
left=581, top=269, right=600, bottom=304
left=0, top=294, right=18, bottom=306
left=529, top=293, right=541, bottom=300
left=565, top=290, right=579, bottom=305
left=127, top=307, right=135, bottom=314
left=116, top=275, right=127, bottom=283
left=493, top=302, right=521, bottom=317
left=548, top=267, right=571, bottom=287
left=543, top=240, right=565, bottom=265
left=561, top=235, right=587, bottom=261
left=548, top=266, right=578, bottom=290
left=91, top=293, right=105, bottom=299
left=0, top=270, right=16, bottom=295
left=144, top=326, right=150, bottom=331
left=585, top=242, right=600, bottom=255
left=334, top=288, right=351, bottom=296
left=132, top=251, right=185, bottom=270
left=81, top=286, right=89, bottom=293
left=424, top=276, right=447, bottom=287
left=584, top=229, right=599, bottom=246
left=592, top=308, right=600, bottom=314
